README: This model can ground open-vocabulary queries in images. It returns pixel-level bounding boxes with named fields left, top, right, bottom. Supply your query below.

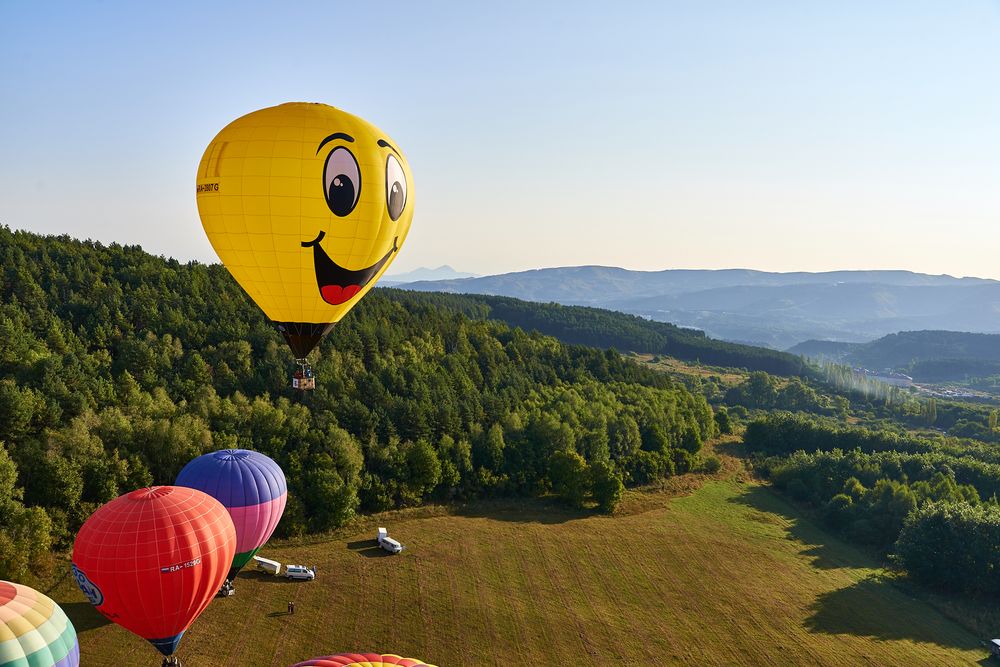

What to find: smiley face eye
left=323, top=146, right=360, bottom=217
left=385, top=154, right=407, bottom=221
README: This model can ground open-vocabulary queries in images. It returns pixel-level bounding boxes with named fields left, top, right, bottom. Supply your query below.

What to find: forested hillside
left=792, top=330, right=1000, bottom=383
left=0, top=227, right=716, bottom=579
left=390, top=291, right=810, bottom=376
left=851, top=330, right=1000, bottom=367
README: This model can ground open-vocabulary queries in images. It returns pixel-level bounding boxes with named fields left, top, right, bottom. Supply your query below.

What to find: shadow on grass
left=729, top=485, right=866, bottom=570
left=731, top=485, right=985, bottom=652
left=347, top=539, right=393, bottom=558
left=61, top=601, right=110, bottom=633
left=238, top=570, right=301, bottom=584
left=451, top=498, right=591, bottom=525
left=347, top=539, right=377, bottom=550
left=805, top=578, right=982, bottom=651
left=713, top=440, right=744, bottom=459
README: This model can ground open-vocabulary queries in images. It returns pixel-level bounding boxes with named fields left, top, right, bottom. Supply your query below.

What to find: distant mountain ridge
left=786, top=340, right=861, bottom=361
left=383, top=265, right=477, bottom=284
left=398, top=266, right=1000, bottom=348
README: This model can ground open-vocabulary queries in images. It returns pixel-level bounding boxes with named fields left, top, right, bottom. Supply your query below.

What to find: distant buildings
left=852, top=367, right=914, bottom=388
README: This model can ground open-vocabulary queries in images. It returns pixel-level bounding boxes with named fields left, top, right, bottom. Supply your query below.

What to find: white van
left=284, top=565, right=316, bottom=580
left=376, top=527, right=404, bottom=553
left=253, top=556, right=281, bottom=576
left=379, top=537, right=403, bottom=554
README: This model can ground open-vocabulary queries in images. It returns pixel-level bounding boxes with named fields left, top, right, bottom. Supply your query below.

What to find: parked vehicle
left=376, top=527, right=404, bottom=554
left=284, top=565, right=315, bottom=580
left=253, top=556, right=281, bottom=576
left=379, top=537, right=403, bottom=554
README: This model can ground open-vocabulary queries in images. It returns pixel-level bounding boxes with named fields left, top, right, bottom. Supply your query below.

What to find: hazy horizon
left=3, top=2, right=998, bottom=279
left=3, top=221, right=998, bottom=282
left=381, top=263, right=999, bottom=281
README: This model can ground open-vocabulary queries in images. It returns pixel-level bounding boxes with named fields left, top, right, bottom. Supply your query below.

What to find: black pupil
left=328, top=174, right=355, bottom=217
left=388, top=181, right=404, bottom=220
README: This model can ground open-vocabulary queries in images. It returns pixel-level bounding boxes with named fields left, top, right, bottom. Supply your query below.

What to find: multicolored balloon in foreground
left=71, top=487, right=236, bottom=657
left=195, top=102, right=415, bottom=383
left=0, top=580, right=79, bottom=667
left=290, top=654, right=436, bottom=667
left=175, top=449, right=287, bottom=581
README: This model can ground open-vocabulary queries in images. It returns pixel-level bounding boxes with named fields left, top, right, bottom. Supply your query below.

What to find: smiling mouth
left=301, top=231, right=399, bottom=305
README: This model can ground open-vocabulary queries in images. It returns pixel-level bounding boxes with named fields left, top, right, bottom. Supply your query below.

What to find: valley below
left=53, top=442, right=987, bottom=666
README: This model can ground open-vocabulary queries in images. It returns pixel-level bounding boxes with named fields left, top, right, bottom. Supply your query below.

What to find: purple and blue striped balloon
left=175, top=449, right=287, bottom=579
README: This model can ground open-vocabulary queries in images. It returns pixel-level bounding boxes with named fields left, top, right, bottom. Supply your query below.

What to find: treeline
left=0, top=226, right=716, bottom=579
left=746, top=413, right=1000, bottom=595
left=745, top=412, right=937, bottom=458
left=744, top=411, right=1000, bottom=463
left=896, top=502, right=1000, bottom=596
left=723, top=371, right=848, bottom=417
left=821, top=363, right=915, bottom=407
left=390, top=291, right=811, bottom=376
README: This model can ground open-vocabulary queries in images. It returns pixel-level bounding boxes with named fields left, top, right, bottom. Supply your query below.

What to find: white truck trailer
left=252, top=556, right=282, bottom=576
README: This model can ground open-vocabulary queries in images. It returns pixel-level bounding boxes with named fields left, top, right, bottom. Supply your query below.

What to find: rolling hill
left=785, top=340, right=860, bottom=362
left=791, top=330, right=1000, bottom=382
left=383, top=290, right=810, bottom=376
left=397, top=267, right=1000, bottom=348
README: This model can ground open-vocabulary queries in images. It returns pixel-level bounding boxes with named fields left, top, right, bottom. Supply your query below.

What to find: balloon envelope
left=195, top=102, right=414, bottom=358
left=290, top=654, right=436, bottom=667
left=0, top=580, right=79, bottom=667
left=175, top=449, right=287, bottom=579
left=71, top=487, right=236, bottom=656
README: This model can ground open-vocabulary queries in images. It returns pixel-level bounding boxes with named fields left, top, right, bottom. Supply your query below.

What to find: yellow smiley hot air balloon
left=195, top=103, right=414, bottom=388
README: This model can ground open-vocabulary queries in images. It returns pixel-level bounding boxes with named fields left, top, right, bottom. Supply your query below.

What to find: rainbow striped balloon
left=0, top=580, right=79, bottom=667
left=290, top=654, right=436, bottom=667
left=175, top=449, right=287, bottom=579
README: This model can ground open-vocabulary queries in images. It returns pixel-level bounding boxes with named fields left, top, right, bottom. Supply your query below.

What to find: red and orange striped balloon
left=290, top=654, right=436, bottom=667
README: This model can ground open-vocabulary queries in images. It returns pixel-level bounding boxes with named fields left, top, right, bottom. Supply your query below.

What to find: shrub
left=700, top=455, right=722, bottom=474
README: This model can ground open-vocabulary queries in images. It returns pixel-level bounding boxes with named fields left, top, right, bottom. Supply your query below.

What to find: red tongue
left=320, top=284, right=362, bottom=305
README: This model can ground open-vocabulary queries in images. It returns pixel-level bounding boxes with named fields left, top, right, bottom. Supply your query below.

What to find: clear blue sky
left=2, top=1, right=998, bottom=278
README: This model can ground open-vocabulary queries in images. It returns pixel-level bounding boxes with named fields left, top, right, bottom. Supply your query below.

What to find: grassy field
left=632, top=353, right=747, bottom=385
left=51, top=465, right=988, bottom=666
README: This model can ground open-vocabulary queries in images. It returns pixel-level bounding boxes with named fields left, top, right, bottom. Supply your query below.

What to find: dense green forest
left=746, top=412, right=1000, bottom=595
left=0, top=227, right=716, bottom=579
left=5, top=225, right=999, bottom=606
left=389, top=291, right=811, bottom=376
